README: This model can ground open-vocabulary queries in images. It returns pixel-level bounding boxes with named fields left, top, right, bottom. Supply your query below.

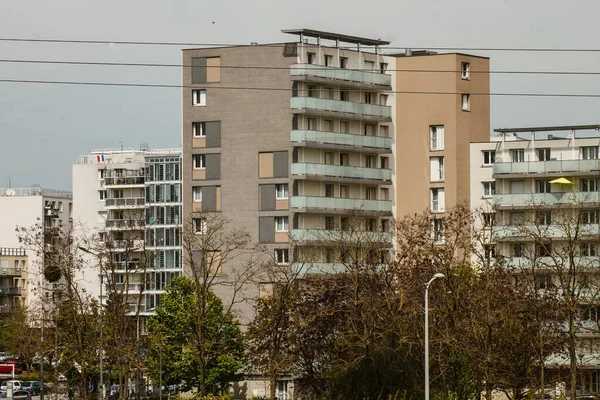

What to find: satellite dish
left=5, top=189, right=15, bottom=196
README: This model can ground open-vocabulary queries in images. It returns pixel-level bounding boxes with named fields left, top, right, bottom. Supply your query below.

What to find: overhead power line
left=1, top=58, right=600, bottom=76
left=1, top=37, right=600, bottom=52
left=2, top=78, right=600, bottom=98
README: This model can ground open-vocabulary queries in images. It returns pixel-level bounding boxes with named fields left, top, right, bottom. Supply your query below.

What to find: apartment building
left=73, top=148, right=181, bottom=333
left=0, top=187, right=72, bottom=309
left=471, top=125, right=600, bottom=394
left=0, top=247, right=28, bottom=315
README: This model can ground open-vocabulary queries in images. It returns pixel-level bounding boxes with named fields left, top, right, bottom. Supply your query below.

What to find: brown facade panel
left=193, top=138, right=206, bottom=148
left=259, top=152, right=274, bottom=178
left=192, top=170, right=206, bottom=180
left=275, top=199, right=288, bottom=210
left=274, top=232, right=289, bottom=243
left=206, top=57, right=221, bottom=83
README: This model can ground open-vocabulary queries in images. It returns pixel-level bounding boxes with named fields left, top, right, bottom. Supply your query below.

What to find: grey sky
left=1, top=0, right=599, bottom=190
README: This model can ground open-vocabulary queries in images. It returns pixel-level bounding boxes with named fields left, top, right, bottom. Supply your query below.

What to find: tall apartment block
left=73, top=148, right=182, bottom=334
left=470, top=125, right=600, bottom=394
left=0, top=187, right=73, bottom=310
left=182, top=29, right=490, bottom=282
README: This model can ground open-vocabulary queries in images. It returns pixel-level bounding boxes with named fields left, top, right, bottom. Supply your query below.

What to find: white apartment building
left=0, top=186, right=73, bottom=309
left=471, top=124, right=600, bottom=394
left=73, top=147, right=182, bottom=334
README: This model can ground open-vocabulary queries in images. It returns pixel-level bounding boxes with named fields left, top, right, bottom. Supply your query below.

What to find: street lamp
left=79, top=246, right=104, bottom=399
left=159, top=335, right=171, bottom=400
left=425, top=273, right=445, bottom=400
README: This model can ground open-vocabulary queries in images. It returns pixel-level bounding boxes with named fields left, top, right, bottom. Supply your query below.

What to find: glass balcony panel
left=291, top=130, right=391, bottom=150
left=290, top=229, right=392, bottom=243
left=291, top=196, right=391, bottom=212
left=494, top=192, right=600, bottom=207
left=493, top=159, right=600, bottom=175
left=291, top=163, right=391, bottom=181
left=290, top=64, right=392, bottom=87
left=290, top=97, right=391, bottom=119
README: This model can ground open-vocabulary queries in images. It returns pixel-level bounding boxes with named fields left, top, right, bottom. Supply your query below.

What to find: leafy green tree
left=147, top=276, right=244, bottom=395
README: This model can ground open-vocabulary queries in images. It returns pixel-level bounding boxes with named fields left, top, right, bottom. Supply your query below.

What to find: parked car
left=577, top=396, right=600, bottom=400
left=0, top=389, right=32, bottom=400
left=0, top=354, right=12, bottom=363
left=21, top=381, right=43, bottom=395
left=0, top=362, right=23, bottom=374
left=0, top=380, right=23, bottom=390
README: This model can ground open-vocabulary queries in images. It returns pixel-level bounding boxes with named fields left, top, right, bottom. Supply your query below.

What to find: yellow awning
left=549, top=177, right=573, bottom=185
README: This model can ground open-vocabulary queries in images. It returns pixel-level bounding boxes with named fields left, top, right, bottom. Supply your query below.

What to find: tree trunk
left=269, top=371, right=277, bottom=400
left=569, top=311, right=577, bottom=400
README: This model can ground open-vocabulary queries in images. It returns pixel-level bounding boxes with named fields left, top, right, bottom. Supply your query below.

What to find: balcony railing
left=290, top=63, right=392, bottom=87
left=0, top=248, right=26, bottom=256
left=105, top=219, right=146, bottom=229
left=494, top=159, right=600, bottom=175
left=291, top=196, right=392, bottom=213
left=105, top=198, right=146, bottom=207
left=494, top=192, right=600, bottom=207
left=290, top=229, right=392, bottom=243
left=291, top=130, right=392, bottom=151
left=291, top=262, right=347, bottom=275
left=0, top=287, right=21, bottom=296
left=0, top=268, right=22, bottom=277
left=104, top=177, right=145, bottom=186
left=494, top=224, right=600, bottom=240
left=292, top=163, right=391, bottom=182
left=291, top=97, right=392, bottom=120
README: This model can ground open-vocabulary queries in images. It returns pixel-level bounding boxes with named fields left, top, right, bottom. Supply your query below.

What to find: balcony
left=290, top=229, right=392, bottom=244
left=291, top=196, right=392, bottom=214
left=44, top=208, right=59, bottom=218
left=104, top=177, right=145, bottom=187
left=105, top=197, right=146, bottom=208
left=290, top=63, right=392, bottom=89
left=494, top=192, right=600, bottom=209
left=494, top=159, right=600, bottom=176
left=0, top=287, right=21, bottom=296
left=291, top=262, right=346, bottom=275
left=290, top=97, right=392, bottom=122
left=291, top=130, right=392, bottom=152
left=0, top=268, right=22, bottom=277
left=105, top=219, right=146, bottom=229
left=0, top=305, right=14, bottom=314
left=504, top=256, right=600, bottom=268
left=291, top=163, right=391, bottom=184
left=108, top=240, right=145, bottom=251
left=494, top=224, right=600, bottom=241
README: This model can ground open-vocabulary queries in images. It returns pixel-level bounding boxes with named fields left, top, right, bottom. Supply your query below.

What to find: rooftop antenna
left=119, top=141, right=123, bottom=151
left=6, top=177, right=11, bottom=188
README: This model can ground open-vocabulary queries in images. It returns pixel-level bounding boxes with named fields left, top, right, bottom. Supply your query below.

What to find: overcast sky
left=1, top=0, right=599, bottom=190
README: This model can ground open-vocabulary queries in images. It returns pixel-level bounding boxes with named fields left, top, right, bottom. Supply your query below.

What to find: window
left=323, top=87, right=334, bottom=100
left=364, top=92, right=374, bottom=104
left=307, top=85, right=317, bottom=98
left=275, top=249, right=289, bottom=264
left=482, top=150, right=496, bottom=165
left=482, top=182, right=496, bottom=197
left=193, top=122, right=206, bottom=137
left=325, top=249, right=335, bottom=263
left=537, top=242, right=552, bottom=257
left=324, top=216, right=335, bottom=230
left=484, top=244, right=496, bottom=260
left=307, top=118, right=316, bottom=130
left=364, top=124, right=375, bottom=136
left=380, top=187, right=390, bottom=200
left=513, top=243, right=523, bottom=257
left=339, top=185, right=349, bottom=199
left=433, top=219, right=445, bottom=242
left=381, top=219, right=389, bottom=232
left=324, top=152, right=334, bottom=165
left=581, top=242, right=597, bottom=257
left=461, top=94, right=470, bottom=111
left=340, top=90, right=350, bottom=101
left=325, top=184, right=334, bottom=198
left=275, top=217, right=289, bottom=232
left=461, top=62, right=470, bottom=80
left=324, top=54, right=333, bottom=66
left=380, top=62, right=388, bottom=73
left=323, top=119, right=333, bottom=132
left=339, top=57, right=348, bottom=69
left=510, top=212, right=525, bottom=225
left=380, top=94, right=389, bottom=106
left=340, top=153, right=349, bottom=166
left=364, top=60, right=375, bottom=71
left=380, top=125, right=389, bottom=138
left=340, top=217, right=349, bottom=231
left=98, top=190, right=107, bottom=200
left=275, top=184, right=289, bottom=199
left=192, top=154, right=206, bottom=169
left=538, top=148, right=551, bottom=161
left=535, top=180, right=552, bottom=193
left=482, top=213, right=496, bottom=227
left=307, top=52, right=316, bottom=64
left=365, top=155, right=376, bottom=168
left=535, top=275, right=553, bottom=290
left=192, top=89, right=206, bottom=106
left=538, top=211, right=552, bottom=226
left=367, top=218, right=377, bottom=232
left=511, top=149, right=525, bottom=163
left=193, top=187, right=202, bottom=202
left=581, top=179, right=598, bottom=192
left=430, top=157, right=444, bottom=182
left=582, top=146, right=599, bottom=160
left=380, top=157, right=389, bottom=169
left=430, top=188, right=445, bottom=212
left=430, top=125, right=444, bottom=151
left=366, top=187, right=377, bottom=200
left=582, top=210, right=599, bottom=224
left=340, top=121, right=350, bottom=133
left=193, top=218, right=207, bottom=234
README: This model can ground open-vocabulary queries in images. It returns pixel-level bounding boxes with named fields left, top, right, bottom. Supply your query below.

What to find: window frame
left=193, top=218, right=207, bottom=234
left=461, top=94, right=470, bottom=111
left=430, top=125, right=444, bottom=151
left=275, top=184, right=289, bottom=200
left=275, top=249, right=290, bottom=265
left=482, top=181, right=496, bottom=197
left=461, top=62, right=470, bottom=80
left=192, top=154, right=206, bottom=170
left=193, top=122, right=206, bottom=137
left=193, top=187, right=202, bottom=202
left=482, top=150, right=496, bottom=166
left=192, top=89, right=206, bottom=106
left=275, top=216, right=289, bottom=232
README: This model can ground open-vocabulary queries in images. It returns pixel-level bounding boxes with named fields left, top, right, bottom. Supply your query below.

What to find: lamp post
left=79, top=246, right=104, bottom=399
left=159, top=335, right=171, bottom=400
left=425, top=273, right=445, bottom=400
